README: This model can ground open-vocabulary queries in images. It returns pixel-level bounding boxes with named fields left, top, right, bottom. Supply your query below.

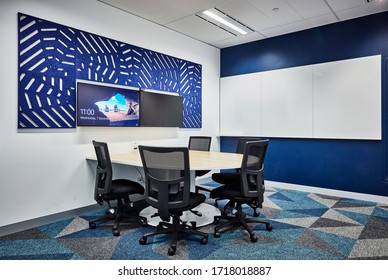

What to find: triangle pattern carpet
left=1, top=184, right=387, bottom=260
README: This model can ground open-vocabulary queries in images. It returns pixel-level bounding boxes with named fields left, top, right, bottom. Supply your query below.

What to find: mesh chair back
left=188, top=136, right=211, bottom=151
left=239, top=140, right=269, bottom=202
left=236, top=137, right=261, bottom=154
left=139, top=146, right=191, bottom=221
left=92, top=141, right=113, bottom=203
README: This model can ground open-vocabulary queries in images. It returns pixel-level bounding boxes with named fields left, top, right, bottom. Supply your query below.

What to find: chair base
left=89, top=200, right=147, bottom=236
left=213, top=203, right=272, bottom=242
left=139, top=214, right=208, bottom=256
left=195, top=185, right=213, bottom=193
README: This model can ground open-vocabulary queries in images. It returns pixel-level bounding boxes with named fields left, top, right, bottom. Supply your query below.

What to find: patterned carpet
left=1, top=183, right=388, bottom=260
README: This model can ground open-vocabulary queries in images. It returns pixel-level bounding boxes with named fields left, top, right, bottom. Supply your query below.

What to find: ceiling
left=98, top=0, right=388, bottom=48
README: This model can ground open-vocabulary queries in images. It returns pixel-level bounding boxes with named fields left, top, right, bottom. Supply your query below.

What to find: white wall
left=0, top=0, right=220, bottom=227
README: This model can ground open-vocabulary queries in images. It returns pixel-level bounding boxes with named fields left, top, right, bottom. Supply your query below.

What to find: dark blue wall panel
left=221, top=12, right=388, bottom=76
left=220, top=12, right=388, bottom=197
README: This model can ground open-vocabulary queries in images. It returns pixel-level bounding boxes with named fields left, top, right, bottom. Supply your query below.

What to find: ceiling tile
left=99, top=0, right=183, bottom=24
left=247, top=0, right=303, bottom=26
left=325, top=0, right=366, bottom=11
left=216, top=0, right=272, bottom=31
left=335, top=5, right=376, bottom=20
left=215, top=31, right=266, bottom=48
left=305, top=13, right=339, bottom=28
left=99, top=0, right=388, bottom=48
left=163, top=0, right=235, bottom=14
left=260, top=19, right=314, bottom=38
left=166, top=15, right=235, bottom=44
left=286, top=0, right=334, bottom=18
left=366, top=0, right=388, bottom=13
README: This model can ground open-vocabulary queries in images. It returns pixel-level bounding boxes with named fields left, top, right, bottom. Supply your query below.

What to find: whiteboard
left=313, top=55, right=381, bottom=140
left=220, top=73, right=261, bottom=136
left=219, top=54, right=381, bottom=140
left=261, top=65, right=313, bottom=137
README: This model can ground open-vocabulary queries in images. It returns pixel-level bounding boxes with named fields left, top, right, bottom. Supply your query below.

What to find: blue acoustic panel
left=18, top=13, right=202, bottom=128
left=180, top=61, right=202, bottom=128
left=18, top=14, right=76, bottom=128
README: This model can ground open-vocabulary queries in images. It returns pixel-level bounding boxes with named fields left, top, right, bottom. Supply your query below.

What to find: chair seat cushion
left=210, top=184, right=242, bottom=200
left=211, top=172, right=240, bottom=184
left=105, top=179, right=144, bottom=199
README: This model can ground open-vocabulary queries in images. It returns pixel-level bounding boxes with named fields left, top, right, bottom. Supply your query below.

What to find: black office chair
left=89, top=140, right=147, bottom=236
left=212, top=137, right=261, bottom=214
left=138, top=145, right=208, bottom=256
left=212, top=137, right=261, bottom=185
left=188, top=136, right=213, bottom=193
left=210, top=140, right=272, bottom=242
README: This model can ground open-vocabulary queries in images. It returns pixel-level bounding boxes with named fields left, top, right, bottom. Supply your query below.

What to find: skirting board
left=0, top=204, right=103, bottom=237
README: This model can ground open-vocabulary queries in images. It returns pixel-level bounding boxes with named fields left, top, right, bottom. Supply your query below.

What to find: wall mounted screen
left=139, top=90, right=183, bottom=127
left=77, top=82, right=139, bottom=127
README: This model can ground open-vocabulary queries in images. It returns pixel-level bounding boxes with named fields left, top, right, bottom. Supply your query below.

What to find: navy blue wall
left=220, top=12, right=388, bottom=197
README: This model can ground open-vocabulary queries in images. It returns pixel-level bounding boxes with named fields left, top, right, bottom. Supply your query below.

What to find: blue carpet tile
left=1, top=184, right=387, bottom=260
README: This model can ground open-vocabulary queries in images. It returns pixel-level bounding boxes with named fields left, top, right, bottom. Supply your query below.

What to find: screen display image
left=139, top=90, right=183, bottom=127
left=77, top=82, right=139, bottom=127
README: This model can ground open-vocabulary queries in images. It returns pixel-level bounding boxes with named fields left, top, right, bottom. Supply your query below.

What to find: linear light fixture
left=197, top=8, right=253, bottom=36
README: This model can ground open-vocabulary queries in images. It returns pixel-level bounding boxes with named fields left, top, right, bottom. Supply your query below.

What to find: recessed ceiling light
left=197, top=8, right=253, bottom=36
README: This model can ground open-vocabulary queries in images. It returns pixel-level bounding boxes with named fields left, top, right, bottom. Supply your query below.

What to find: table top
left=87, top=150, right=242, bottom=170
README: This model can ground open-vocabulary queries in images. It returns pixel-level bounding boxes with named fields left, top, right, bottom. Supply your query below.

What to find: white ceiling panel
left=335, top=5, right=376, bottom=20
left=98, top=0, right=186, bottom=24
left=286, top=0, right=333, bottom=18
left=98, top=0, right=388, bottom=48
left=247, top=0, right=303, bottom=26
left=216, top=31, right=266, bottom=48
left=260, top=19, right=314, bottom=38
left=216, top=0, right=270, bottom=31
left=305, top=13, right=338, bottom=28
left=325, top=0, right=367, bottom=11
left=166, top=15, right=235, bottom=44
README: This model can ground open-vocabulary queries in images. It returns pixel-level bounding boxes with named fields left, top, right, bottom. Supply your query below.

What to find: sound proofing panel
left=18, top=13, right=202, bottom=128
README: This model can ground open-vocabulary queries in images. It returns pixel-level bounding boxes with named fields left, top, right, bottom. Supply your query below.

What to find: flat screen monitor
left=139, top=89, right=183, bottom=127
left=77, top=81, right=139, bottom=127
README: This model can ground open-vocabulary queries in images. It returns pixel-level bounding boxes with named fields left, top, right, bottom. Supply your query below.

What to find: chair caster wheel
left=266, top=224, right=273, bottom=231
left=214, top=231, right=221, bottom=238
left=200, top=237, right=208, bottom=244
left=168, top=246, right=176, bottom=256
left=113, top=229, right=120, bottom=236
left=156, top=223, right=164, bottom=230
left=213, top=217, right=220, bottom=225
left=89, top=222, right=96, bottom=229
left=139, top=236, right=147, bottom=245
left=250, top=235, right=258, bottom=242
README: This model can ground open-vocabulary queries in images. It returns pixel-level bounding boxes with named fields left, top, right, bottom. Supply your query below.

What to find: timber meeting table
left=104, top=149, right=243, bottom=173
left=87, top=149, right=243, bottom=227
